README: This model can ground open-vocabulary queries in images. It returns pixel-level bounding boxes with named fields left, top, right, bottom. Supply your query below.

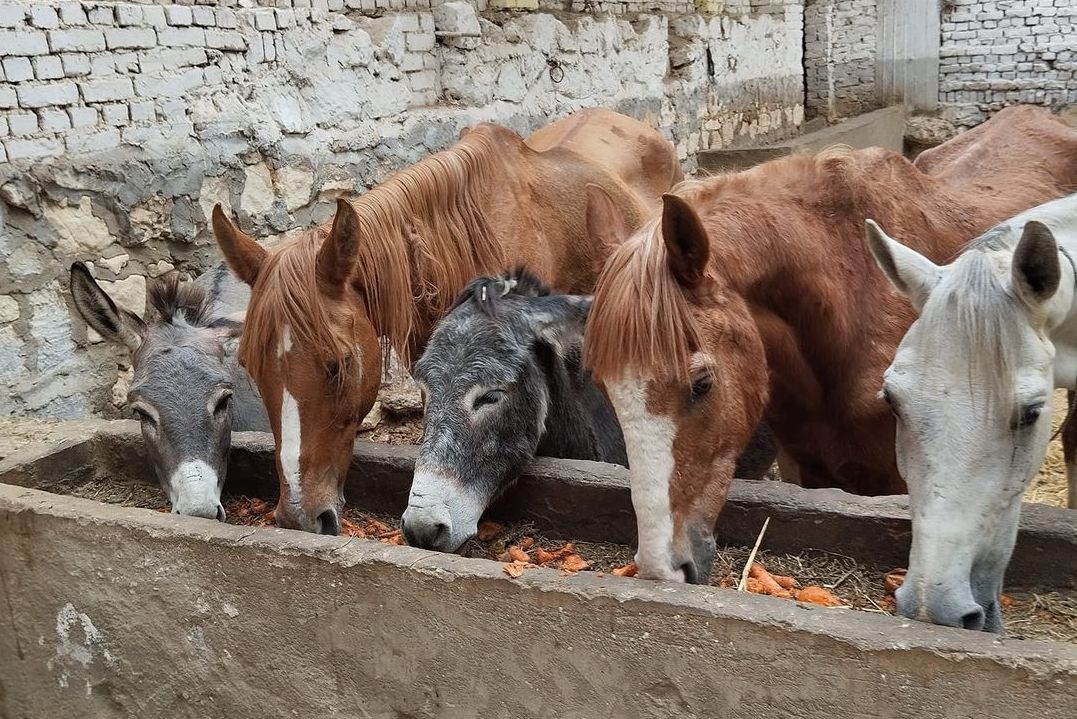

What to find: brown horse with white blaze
left=212, top=109, right=681, bottom=534
left=583, top=105, right=1077, bottom=586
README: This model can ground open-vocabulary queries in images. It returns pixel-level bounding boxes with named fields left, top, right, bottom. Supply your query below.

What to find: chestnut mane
left=240, top=131, right=507, bottom=379
left=584, top=142, right=1064, bottom=384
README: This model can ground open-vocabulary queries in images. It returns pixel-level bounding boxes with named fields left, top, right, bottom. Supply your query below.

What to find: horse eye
left=1015, top=403, right=1044, bottom=430
left=690, top=372, right=713, bottom=401
left=473, top=390, right=505, bottom=410
left=326, top=360, right=340, bottom=379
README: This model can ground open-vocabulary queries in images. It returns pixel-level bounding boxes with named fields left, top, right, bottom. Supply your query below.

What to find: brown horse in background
left=582, top=105, right=1077, bottom=584
left=212, top=109, right=681, bottom=534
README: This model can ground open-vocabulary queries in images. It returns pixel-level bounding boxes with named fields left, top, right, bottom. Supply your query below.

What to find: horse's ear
left=1012, top=220, right=1061, bottom=309
left=864, top=220, right=940, bottom=312
left=585, top=184, right=630, bottom=261
left=533, top=295, right=592, bottom=357
left=69, top=262, right=146, bottom=352
left=661, top=194, right=709, bottom=288
left=316, top=199, right=361, bottom=292
left=212, top=205, right=266, bottom=287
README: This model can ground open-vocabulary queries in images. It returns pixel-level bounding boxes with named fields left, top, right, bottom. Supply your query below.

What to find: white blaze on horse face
left=605, top=378, right=683, bottom=582
left=278, top=325, right=302, bottom=504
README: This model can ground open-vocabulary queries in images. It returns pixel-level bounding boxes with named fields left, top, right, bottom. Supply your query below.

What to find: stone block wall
left=940, top=0, right=1077, bottom=127
left=804, top=0, right=879, bottom=120
left=0, top=0, right=805, bottom=418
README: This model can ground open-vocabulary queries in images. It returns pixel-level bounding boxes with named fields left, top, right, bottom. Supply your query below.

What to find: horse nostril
left=961, top=607, right=986, bottom=631
left=316, top=509, right=340, bottom=536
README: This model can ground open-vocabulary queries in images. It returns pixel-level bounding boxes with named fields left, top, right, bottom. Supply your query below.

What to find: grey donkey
left=402, top=269, right=776, bottom=551
left=70, top=262, right=269, bottom=520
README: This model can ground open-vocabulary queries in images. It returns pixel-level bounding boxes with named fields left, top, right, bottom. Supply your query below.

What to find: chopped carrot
left=534, top=548, right=556, bottom=565
left=476, top=521, right=503, bottom=542
left=378, top=530, right=406, bottom=546
left=560, top=554, right=589, bottom=573
left=612, top=562, right=638, bottom=578
left=503, top=562, right=525, bottom=578
left=518, top=536, right=535, bottom=551
left=884, top=568, right=907, bottom=594
left=796, top=586, right=844, bottom=607
left=745, top=577, right=766, bottom=594
left=749, top=563, right=793, bottom=598
left=1000, top=594, right=1018, bottom=609
left=772, top=574, right=799, bottom=590
left=340, top=518, right=363, bottom=537
left=507, top=546, right=531, bottom=563
left=365, top=520, right=391, bottom=536
left=264, top=510, right=275, bottom=525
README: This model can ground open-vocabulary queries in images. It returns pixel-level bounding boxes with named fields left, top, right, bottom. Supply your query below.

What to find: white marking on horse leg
left=278, top=324, right=302, bottom=504
left=605, top=379, right=682, bottom=582
left=169, top=460, right=222, bottom=519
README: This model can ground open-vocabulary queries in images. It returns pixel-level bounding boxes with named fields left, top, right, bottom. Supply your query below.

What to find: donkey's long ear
left=316, top=199, right=361, bottom=293
left=1012, top=220, right=1061, bottom=310
left=533, top=296, right=592, bottom=357
left=864, top=220, right=941, bottom=312
left=69, top=263, right=146, bottom=352
left=661, top=194, right=709, bottom=288
left=212, top=205, right=266, bottom=287
left=585, top=184, right=630, bottom=261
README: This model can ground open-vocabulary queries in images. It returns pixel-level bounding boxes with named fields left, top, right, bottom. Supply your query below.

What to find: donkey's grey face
left=129, top=326, right=237, bottom=520
left=402, top=280, right=590, bottom=552
left=70, top=263, right=240, bottom=521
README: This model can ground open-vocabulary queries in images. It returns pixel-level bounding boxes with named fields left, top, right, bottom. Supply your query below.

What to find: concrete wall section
left=0, top=0, right=806, bottom=419
left=940, top=0, right=1077, bottom=128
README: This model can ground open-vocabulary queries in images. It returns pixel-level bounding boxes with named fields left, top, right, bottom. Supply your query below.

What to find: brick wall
left=0, top=0, right=805, bottom=417
left=803, top=0, right=879, bottom=120
left=940, top=0, right=1077, bottom=127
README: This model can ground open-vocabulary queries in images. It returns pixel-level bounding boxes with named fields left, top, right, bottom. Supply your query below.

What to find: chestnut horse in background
left=212, top=108, right=681, bottom=534
left=582, top=105, right=1077, bottom=584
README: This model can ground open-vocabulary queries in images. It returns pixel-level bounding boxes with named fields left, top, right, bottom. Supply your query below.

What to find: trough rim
left=2, top=473, right=1076, bottom=673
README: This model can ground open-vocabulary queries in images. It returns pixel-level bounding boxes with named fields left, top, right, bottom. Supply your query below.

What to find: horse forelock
left=584, top=213, right=703, bottom=384
left=239, top=233, right=356, bottom=384
left=913, top=250, right=1024, bottom=409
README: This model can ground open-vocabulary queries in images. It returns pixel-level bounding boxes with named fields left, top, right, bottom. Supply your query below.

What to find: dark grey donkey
left=401, top=270, right=776, bottom=551
left=70, top=262, right=269, bottom=520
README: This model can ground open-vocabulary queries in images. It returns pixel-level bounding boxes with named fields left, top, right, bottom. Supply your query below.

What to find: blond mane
left=241, top=131, right=507, bottom=380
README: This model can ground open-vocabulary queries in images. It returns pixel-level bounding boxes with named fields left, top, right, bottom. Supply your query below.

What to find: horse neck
left=350, top=132, right=522, bottom=361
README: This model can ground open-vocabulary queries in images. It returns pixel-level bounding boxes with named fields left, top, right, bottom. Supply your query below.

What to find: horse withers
left=70, top=262, right=269, bottom=520
left=211, top=108, right=681, bottom=535
left=865, top=193, right=1077, bottom=632
left=581, top=105, right=1077, bottom=586
left=402, top=269, right=777, bottom=552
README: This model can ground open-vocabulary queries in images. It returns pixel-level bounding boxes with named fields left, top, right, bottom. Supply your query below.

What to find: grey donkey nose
left=896, top=584, right=987, bottom=631
left=172, top=501, right=226, bottom=522
left=401, top=505, right=452, bottom=550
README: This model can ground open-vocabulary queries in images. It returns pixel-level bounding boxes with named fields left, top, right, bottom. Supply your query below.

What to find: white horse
left=864, top=193, right=1077, bottom=632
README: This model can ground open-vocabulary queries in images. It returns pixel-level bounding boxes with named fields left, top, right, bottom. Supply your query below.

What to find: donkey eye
left=132, top=406, right=156, bottom=428
left=213, top=390, right=233, bottom=417
left=1014, top=402, right=1044, bottom=430
left=473, top=390, right=505, bottom=410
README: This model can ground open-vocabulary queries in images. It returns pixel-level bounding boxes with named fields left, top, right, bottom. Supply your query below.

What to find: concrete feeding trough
left=2, top=421, right=1076, bottom=718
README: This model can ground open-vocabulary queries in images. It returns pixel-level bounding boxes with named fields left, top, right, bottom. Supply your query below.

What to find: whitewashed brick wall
left=940, top=0, right=1077, bottom=127
left=804, top=0, right=879, bottom=120
left=0, top=0, right=805, bottom=417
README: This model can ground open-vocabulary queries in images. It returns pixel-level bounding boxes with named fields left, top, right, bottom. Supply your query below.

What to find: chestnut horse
left=212, top=109, right=681, bottom=534
left=582, top=106, right=1077, bottom=584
